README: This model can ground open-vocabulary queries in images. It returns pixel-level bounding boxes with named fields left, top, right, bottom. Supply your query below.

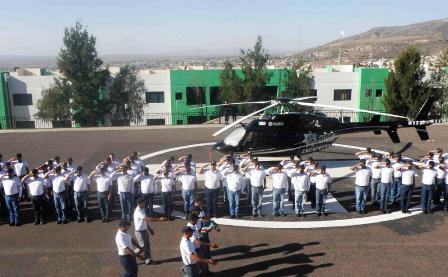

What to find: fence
left=0, top=110, right=400, bottom=130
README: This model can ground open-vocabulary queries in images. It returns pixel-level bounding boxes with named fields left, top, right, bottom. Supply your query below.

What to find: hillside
left=301, top=18, right=448, bottom=65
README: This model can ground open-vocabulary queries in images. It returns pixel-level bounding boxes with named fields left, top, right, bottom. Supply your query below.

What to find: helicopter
left=194, top=96, right=440, bottom=157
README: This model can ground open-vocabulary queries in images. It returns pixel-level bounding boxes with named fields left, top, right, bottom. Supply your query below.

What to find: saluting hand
left=209, top=242, right=218, bottom=249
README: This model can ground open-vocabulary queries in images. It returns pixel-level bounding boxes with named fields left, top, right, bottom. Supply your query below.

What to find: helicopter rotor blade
left=191, top=100, right=271, bottom=110
left=290, top=96, right=317, bottom=102
left=212, top=102, right=279, bottom=137
left=292, top=101, right=410, bottom=119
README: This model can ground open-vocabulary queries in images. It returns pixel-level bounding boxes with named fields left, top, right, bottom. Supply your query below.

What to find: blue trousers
left=370, top=178, right=380, bottom=203
left=182, top=189, right=195, bottom=214
left=227, top=190, right=240, bottom=216
left=118, top=255, right=138, bottom=277
left=379, top=182, right=391, bottom=211
left=251, top=186, right=264, bottom=215
left=74, top=191, right=88, bottom=220
left=272, top=188, right=286, bottom=215
left=97, top=192, right=111, bottom=220
left=400, top=185, right=413, bottom=211
left=5, top=193, right=20, bottom=224
left=421, top=184, right=434, bottom=212
left=316, top=189, right=328, bottom=213
left=355, top=185, right=369, bottom=212
left=141, top=193, right=154, bottom=216
left=390, top=177, right=402, bottom=203
left=294, top=190, right=307, bottom=214
left=53, top=192, right=66, bottom=221
left=205, top=188, right=218, bottom=217
left=161, top=191, right=172, bottom=218
left=119, top=192, right=133, bottom=220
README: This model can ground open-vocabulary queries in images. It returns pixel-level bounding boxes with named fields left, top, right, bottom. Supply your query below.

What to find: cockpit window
left=224, top=126, right=246, bottom=147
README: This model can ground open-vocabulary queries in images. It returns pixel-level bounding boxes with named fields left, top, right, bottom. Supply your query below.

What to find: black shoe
left=77, top=219, right=82, bottom=223
left=317, top=212, right=322, bottom=217
left=258, top=214, right=265, bottom=217
left=102, top=218, right=106, bottom=223
left=15, top=223, right=21, bottom=227
left=236, top=215, right=241, bottom=219
left=252, top=214, right=258, bottom=218
left=274, top=214, right=280, bottom=217
left=57, top=220, right=62, bottom=224
left=296, top=213, right=301, bottom=217
left=357, top=211, right=361, bottom=215
left=9, top=223, right=14, bottom=227
left=423, top=210, right=429, bottom=214
left=40, top=221, right=45, bottom=225
left=62, top=220, right=68, bottom=224
left=429, top=210, right=433, bottom=214
left=382, top=210, right=386, bottom=214
left=84, top=218, right=89, bottom=223
left=34, top=221, right=40, bottom=225
left=281, top=213, right=288, bottom=217
left=230, top=215, right=235, bottom=219
left=323, top=213, right=328, bottom=216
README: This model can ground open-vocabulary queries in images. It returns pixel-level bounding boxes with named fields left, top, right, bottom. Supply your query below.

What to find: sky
left=0, top=0, right=447, bottom=56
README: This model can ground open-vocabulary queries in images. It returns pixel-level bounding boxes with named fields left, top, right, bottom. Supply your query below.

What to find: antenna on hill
left=338, top=30, right=344, bottom=64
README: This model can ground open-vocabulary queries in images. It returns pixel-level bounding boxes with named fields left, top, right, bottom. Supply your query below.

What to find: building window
left=186, top=87, right=206, bottom=105
left=145, top=91, right=164, bottom=103
left=175, top=92, right=182, bottom=100
left=365, top=89, right=372, bottom=97
left=375, top=89, right=383, bottom=97
left=13, top=94, right=33, bottom=106
left=309, top=89, right=318, bottom=97
left=146, top=119, right=165, bottom=126
left=210, top=87, right=221, bottom=105
left=15, top=120, right=35, bottom=129
left=334, top=89, right=352, bottom=101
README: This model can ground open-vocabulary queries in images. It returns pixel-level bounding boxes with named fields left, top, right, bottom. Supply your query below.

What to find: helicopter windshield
left=223, top=126, right=246, bottom=147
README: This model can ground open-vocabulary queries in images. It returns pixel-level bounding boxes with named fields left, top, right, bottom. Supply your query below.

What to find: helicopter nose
left=212, top=141, right=235, bottom=153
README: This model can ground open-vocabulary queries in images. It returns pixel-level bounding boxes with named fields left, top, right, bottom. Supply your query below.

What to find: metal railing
left=0, top=110, right=403, bottom=130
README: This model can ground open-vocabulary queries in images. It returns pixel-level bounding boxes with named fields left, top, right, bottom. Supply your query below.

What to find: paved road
left=1, top=125, right=448, bottom=276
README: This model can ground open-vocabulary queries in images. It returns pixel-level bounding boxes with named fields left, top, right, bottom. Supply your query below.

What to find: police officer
left=22, top=169, right=48, bottom=224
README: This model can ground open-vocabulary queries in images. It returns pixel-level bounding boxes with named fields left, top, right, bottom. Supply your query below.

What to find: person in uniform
left=200, top=161, right=222, bottom=218
left=156, top=170, right=175, bottom=220
left=399, top=160, right=416, bottom=213
left=290, top=163, right=310, bottom=217
left=133, top=167, right=156, bottom=216
left=351, top=160, right=372, bottom=214
left=242, top=161, right=266, bottom=217
left=8, top=153, right=29, bottom=201
left=1, top=168, right=22, bottom=226
left=221, top=165, right=243, bottom=218
left=311, top=166, right=332, bottom=216
left=368, top=153, right=382, bottom=204
left=417, top=161, right=438, bottom=214
left=265, top=164, right=288, bottom=217
left=376, top=158, right=394, bottom=214
left=65, top=166, right=90, bottom=223
left=22, top=169, right=48, bottom=224
left=175, top=167, right=197, bottom=215
left=89, top=167, right=113, bottom=222
left=115, top=219, right=144, bottom=277
left=112, top=166, right=136, bottom=221
left=44, top=166, right=68, bottom=224
left=180, top=226, right=217, bottom=277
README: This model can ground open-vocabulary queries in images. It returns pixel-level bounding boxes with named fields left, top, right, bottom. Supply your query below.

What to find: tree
left=384, top=46, right=430, bottom=118
left=219, top=61, right=242, bottom=103
left=240, top=35, right=272, bottom=102
left=37, top=22, right=110, bottom=126
left=430, top=48, right=448, bottom=118
left=282, top=57, right=314, bottom=98
left=36, top=79, right=72, bottom=122
left=108, top=65, right=146, bottom=122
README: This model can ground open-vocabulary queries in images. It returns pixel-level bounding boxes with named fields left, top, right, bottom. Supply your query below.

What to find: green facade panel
left=169, top=69, right=287, bottom=124
left=356, top=68, right=389, bottom=121
left=0, top=72, right=11, bottom=128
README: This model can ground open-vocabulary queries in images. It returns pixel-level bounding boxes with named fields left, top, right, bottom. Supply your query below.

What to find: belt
left=54, top=191, right=65, bottom=194
left=31, top=194, right=45, bottom=197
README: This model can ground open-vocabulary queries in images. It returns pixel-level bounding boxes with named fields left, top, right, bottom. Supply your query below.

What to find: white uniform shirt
left=355, top=168, right=372, bottom=187
left=133, top=159, right=145, bottom=173
left=177, top=173, right=196, bottom=191
left=186, top=222, right=203, bottom=248
left=380, top=167, right=394, bottom=184
left=436, top=165, right=446, bottom=180
left=113, top=173, right=135, bottom=193
left=133, top=207, right=148, bottom=232
left=13, top=160, right=28, bottom=176
left=315, top=173, right=332, bottom=190
left=421, top=168, right=437, bottom=185
left=72, top=175, right=89, bottom=192
left=50, top=175, right=66, bottom=193
left=2, top=177, right=22, bottom=196
left=94, top=175, right=112, bottom=192
left=265, top=169, right=288, bottom=190
left=226, top=172, right=244, bottom=192
left=203, top=169, right=222, bottom=190
left=246, top=168, right=266, bottom=188
left=180, top=236, right=197, bottom=265
left=370, top=161, right=381, bottom=179
left=115, top=230, right=133, bottom=256
left=290, top=171, right=310, bottom=191
left=219, top=164, right=233, bottom=179
left=401, top=169, right=416, bottom=185
left=134, top=174, right=156, bottom=194
left=25, top=177, right=46, bottom=196
left=306, top=165, right=317, bottom=183
left=392, top=163, right=402, bottom=178
left=159, top=174, right=174, bottom=192
left=445, top=169, right=448, bottom=184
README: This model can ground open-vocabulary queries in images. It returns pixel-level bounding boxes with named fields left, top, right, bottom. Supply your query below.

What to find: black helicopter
left=195, top=96, right=440, bottom=156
